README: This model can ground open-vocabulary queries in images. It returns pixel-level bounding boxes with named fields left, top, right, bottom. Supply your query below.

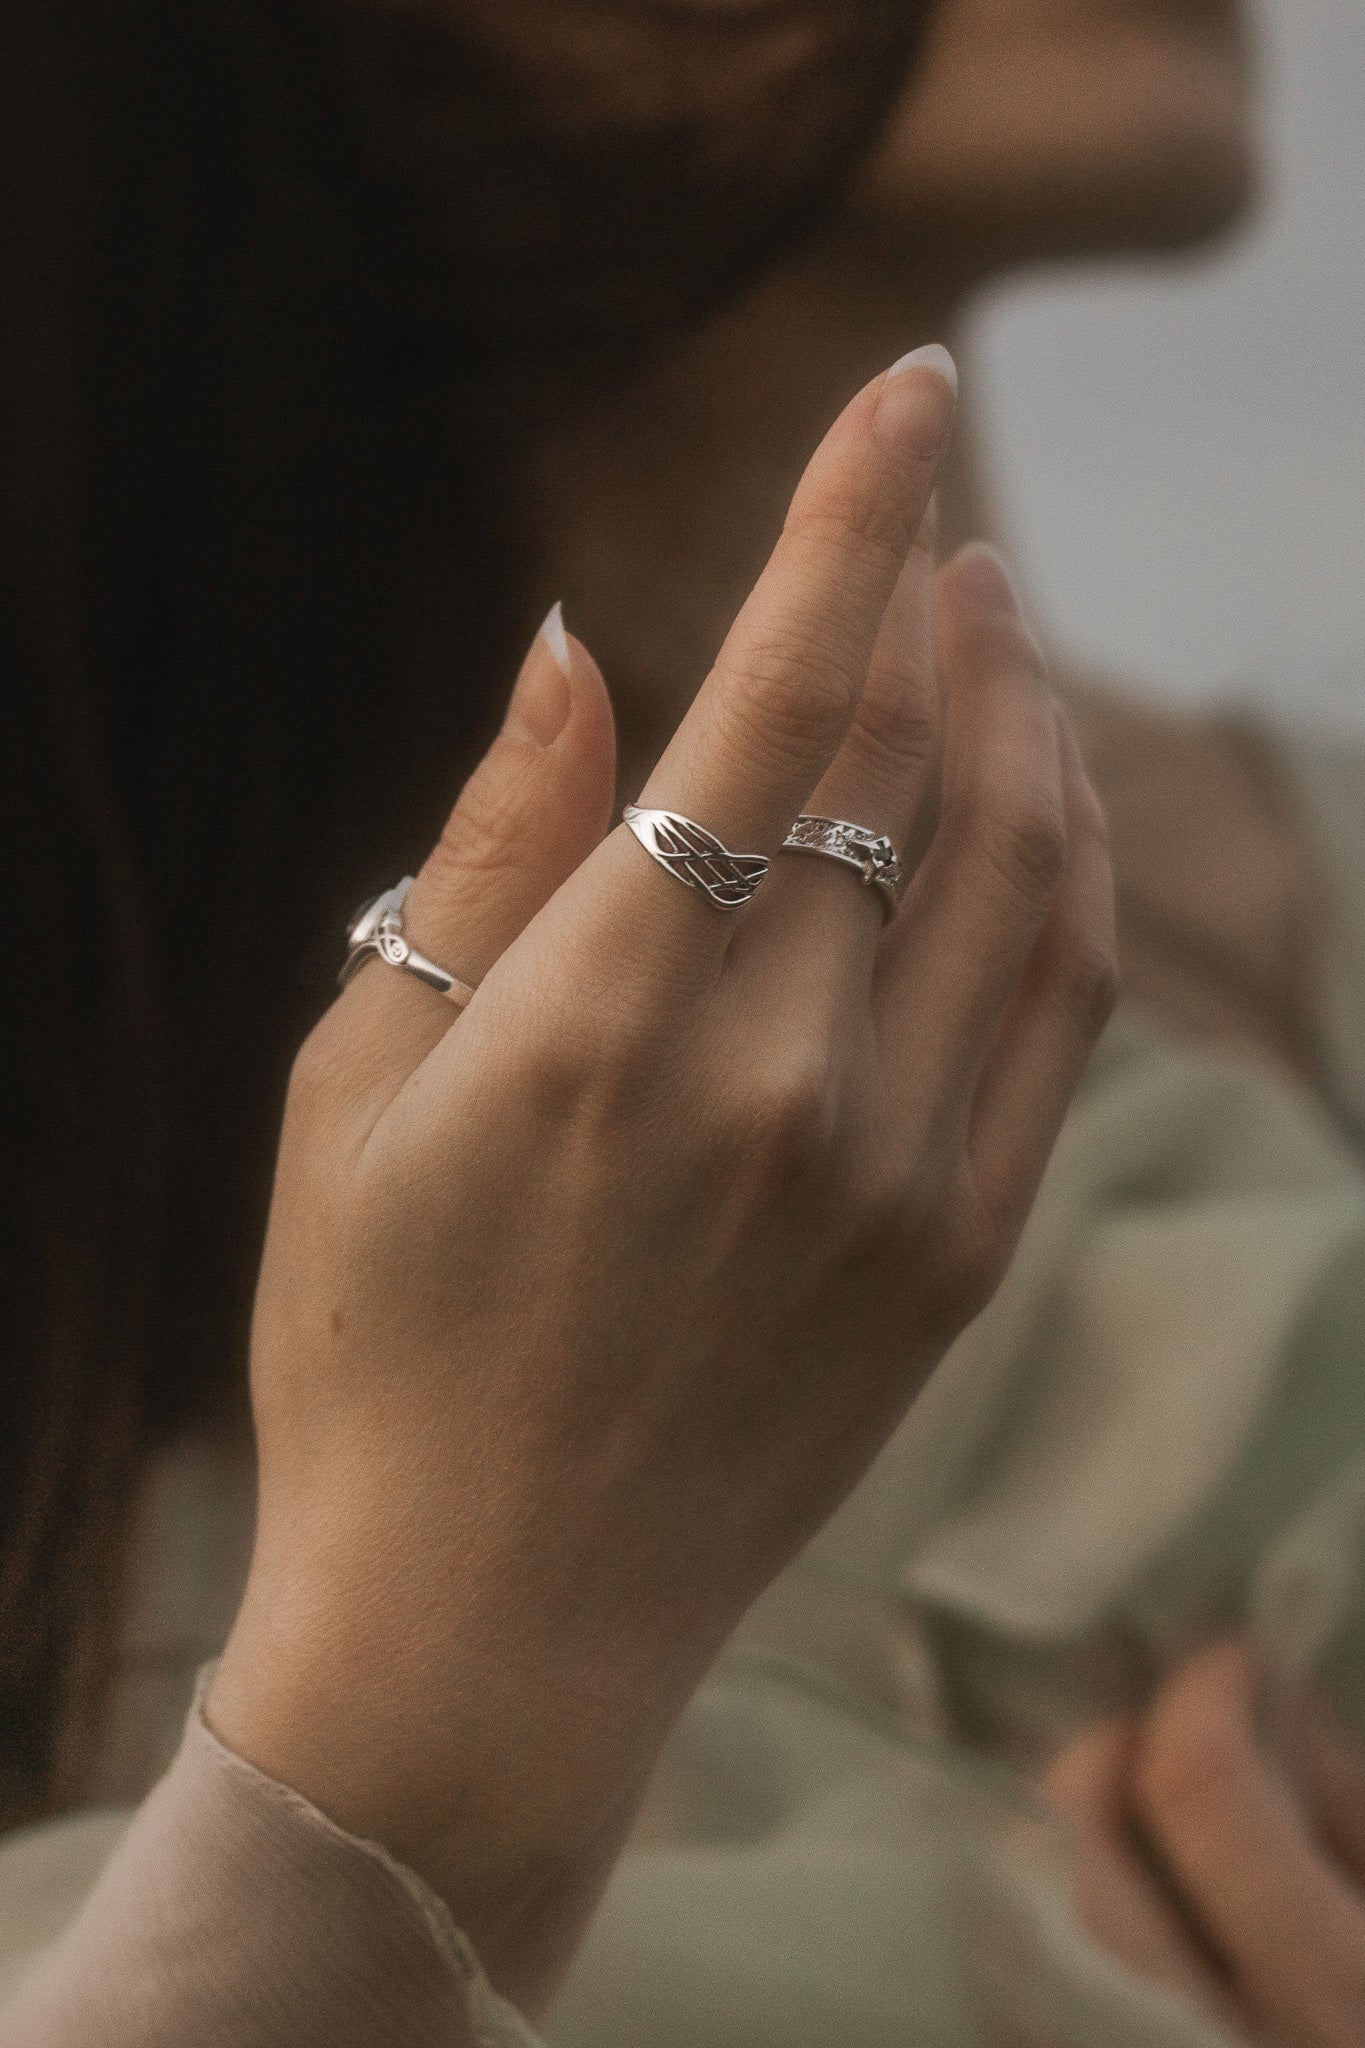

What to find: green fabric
left=553, top=1658, right=1246, bottom=2048
left=553, top=999, right=1365, bottom=2046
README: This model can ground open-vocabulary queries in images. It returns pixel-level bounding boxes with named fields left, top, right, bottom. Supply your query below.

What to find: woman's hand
left=1046, top=1639, right=1365, bottom=2046
left=208, top=352, right=1116, bottom=2013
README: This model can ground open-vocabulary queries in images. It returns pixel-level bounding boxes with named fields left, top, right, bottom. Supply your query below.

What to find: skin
left=207, top=356, right=1119, bottom=2019
left=1047, top=1640, right=1365, bottom=2048
left=866, top=0, right=1257, bottom=265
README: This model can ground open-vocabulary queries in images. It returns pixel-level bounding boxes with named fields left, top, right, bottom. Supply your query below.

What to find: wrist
left=204, top=1563, right=697, bottom=1950
left=205, top=1604, right=670, bottom=2021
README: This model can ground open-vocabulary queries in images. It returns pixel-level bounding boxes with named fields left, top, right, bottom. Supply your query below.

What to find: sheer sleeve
left=0, top=1675, right=543, bottom=2048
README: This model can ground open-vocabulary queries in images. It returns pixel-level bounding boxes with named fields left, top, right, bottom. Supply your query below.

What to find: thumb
left=338, top=604, right=616, bottom=1085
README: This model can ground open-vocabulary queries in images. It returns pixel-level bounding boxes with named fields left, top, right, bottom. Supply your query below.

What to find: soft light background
left=972, top=0, right=1365, bottom=725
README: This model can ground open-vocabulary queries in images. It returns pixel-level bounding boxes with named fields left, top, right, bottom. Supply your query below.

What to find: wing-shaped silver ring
left=622, top=806, right=769, bottom=910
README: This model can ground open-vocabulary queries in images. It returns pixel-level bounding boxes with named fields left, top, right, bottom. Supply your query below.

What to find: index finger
left=636, top=347, right=957, bottom=866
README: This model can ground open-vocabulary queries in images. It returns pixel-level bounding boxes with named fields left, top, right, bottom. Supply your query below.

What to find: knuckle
left=430, top=744, right=530, bottom=888
left=714, top=634, right=860, bottom=767
left=1076, top=774, right=1113, bottom=853
left=509, top=1028, right=594, bottom=1122
left=546, top=977, right=676, bottom=1125
left=942, top=1177, right=1017, bottom=1322
left=786, top=482, right=916, bottom=562
left=737, top=1050, right=847, bottom=1180
left=1054, top=933, right=1121, bottom=1041
left=280, top=1013, right=372, bottom=1162
left=846, top=1154, right=922, bottom=1258
left=516, top=989, right=637, bottom=1120
left=963, top=787, right=1070, bottom=915
left=850, top=679, right=937, bottom=782
left=943, top=1230, right=1006, bottom=1331
left=583, top=1027, right=665, bottom=1123
left=286, top=1017, right=343, bottom=1120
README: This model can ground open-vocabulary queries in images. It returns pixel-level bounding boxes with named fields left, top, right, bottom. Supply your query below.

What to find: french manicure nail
left=886, top=342, right=958, bottom=398
left=504, top=604, right=572, bottom=746
left=540, top=599, right=572, bottom=677
left=873, top=343, right=958, bottom=453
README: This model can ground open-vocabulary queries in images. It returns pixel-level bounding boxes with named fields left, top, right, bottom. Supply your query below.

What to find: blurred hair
left=0, top=0, right=933, bottom=1825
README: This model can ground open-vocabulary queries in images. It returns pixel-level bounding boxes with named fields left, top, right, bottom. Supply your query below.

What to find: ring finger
left=735, top=483, right=943, bottom=1000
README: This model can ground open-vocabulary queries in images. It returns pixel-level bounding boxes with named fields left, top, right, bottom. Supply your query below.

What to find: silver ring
left=780, top=815, right=907, bottom=917
left=623, top=805, right=768, bottom=910
left=339, top=878, right=478, bottom=1008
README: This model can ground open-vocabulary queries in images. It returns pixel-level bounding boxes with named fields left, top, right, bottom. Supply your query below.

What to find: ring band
left=339, top=878, right=478, bottom=1008
left=780, top=815, right=907, bottom=917
left=623, top=805, right=768, bottom=909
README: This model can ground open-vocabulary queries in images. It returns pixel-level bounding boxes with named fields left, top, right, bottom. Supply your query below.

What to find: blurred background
left=975, top=0, right=1365, bottom=722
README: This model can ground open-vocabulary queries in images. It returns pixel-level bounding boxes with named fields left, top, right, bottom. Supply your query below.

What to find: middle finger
left=567, top=347, right=957, bottom=1000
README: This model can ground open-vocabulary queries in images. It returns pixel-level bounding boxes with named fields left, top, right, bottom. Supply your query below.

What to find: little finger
left=959, top=709, right=1117, bottom=1253
left=874, top=544, right=1067, bottom=1134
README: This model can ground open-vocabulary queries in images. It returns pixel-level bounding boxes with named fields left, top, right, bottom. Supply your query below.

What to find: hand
left=1046, top=1638, right=1365, bottom=2047
left=208, top=354, right=1116, bottom=2013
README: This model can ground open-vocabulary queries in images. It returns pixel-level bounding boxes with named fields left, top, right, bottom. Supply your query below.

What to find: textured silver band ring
left=339, top=878, right=478, bottom=1008
left=623, top=805, right=769, bottom=909
left=780, top=815, right=907, bottom=917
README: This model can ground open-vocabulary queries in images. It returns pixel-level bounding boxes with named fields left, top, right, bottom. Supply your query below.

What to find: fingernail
left=887, top=342, right=958, bottom=397
left=540, top=599, right=572, bottom=677
left=504, top=605, right=572, bottom=746
left=874, top=343, right=957, bottom=453
left=953, top=541, right=1021, bottom=618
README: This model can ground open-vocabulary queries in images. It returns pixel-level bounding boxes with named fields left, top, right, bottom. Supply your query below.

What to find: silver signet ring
left=340, top=878, right=479, bottom=1008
